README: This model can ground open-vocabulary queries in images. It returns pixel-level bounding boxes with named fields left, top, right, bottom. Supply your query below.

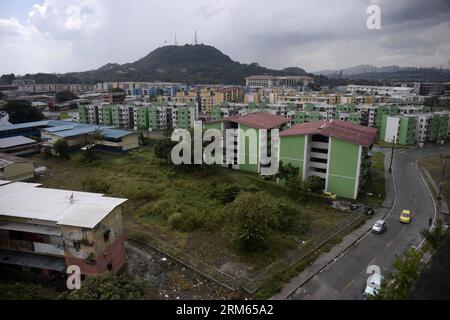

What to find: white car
left=372, top=220, right=387, bottom=234
left=364, top=273, right=384, bottom=297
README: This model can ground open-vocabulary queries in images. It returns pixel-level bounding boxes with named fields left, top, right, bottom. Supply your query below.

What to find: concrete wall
left=0, top=162, right=34, bottom=181
left=326, top=138, right=360, bottom=199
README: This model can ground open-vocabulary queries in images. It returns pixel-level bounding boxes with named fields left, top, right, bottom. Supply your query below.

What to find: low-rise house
left=0, top=136, right=40, bottom=156
left=0, top=180, right=127, bottom=276
left=0, top=153, right=34, bottom=181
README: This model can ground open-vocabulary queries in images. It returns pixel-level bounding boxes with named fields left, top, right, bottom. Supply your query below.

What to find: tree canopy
left=1, top=100, right=44, bottom=124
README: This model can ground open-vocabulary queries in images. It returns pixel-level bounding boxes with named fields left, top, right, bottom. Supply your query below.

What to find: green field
left=30, top=147, right=356, bottom=290
left=420, top=155, right=450, bottom=207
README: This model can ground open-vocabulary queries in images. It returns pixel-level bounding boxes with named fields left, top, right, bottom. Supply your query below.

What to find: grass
left=419, top=155, right=450, bottom=207
left=375, top=140, right=410, bottom=148
left=359, top=152, right=386, bottom=206
left=30, top=147, right=356, bottom=289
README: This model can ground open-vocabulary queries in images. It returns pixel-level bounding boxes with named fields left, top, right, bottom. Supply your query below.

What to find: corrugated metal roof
left=0, top=182, right=127, bottom=229
left=0, top=120, right=68, bottom=132
left=0, top=136, right=37, bottom=149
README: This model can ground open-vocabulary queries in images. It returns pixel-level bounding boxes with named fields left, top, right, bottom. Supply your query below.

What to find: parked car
left=364, top=207, right=375, bottom=215
left=400, top=209, right=412, bottom=224
left=372, top=220, right=387, bottom=234
left=350, top=203, right=359, bottom=210
left=364, top=273, right=384, bottom=297
left=323, top=192, right=337, bottom=200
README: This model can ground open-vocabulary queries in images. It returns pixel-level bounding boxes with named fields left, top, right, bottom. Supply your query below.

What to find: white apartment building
left=346, top=85, right=414, bottom=96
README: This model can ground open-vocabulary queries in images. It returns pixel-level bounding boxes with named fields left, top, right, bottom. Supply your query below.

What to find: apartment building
left=279, top=120, right=377, bottom=199
left=78, top=104, right=100, bottom=125
left=380, top=113, right=449, bottom=147
left=204, top=112, right=290, bottom=173
left=245, top=75, right=315, bottom=88
left=0, top=180, right=127, bottom=276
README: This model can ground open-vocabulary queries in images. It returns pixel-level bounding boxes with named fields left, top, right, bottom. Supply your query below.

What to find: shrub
left=226, top=192, right=278, bottom=252
left=53, top=139, right=70, bottom=159
left=81, top=177, right=111, bottom=194
left=304, top=176, right=325, bottom=193
left=276, top=202, right=310, bottom=235
left=168, top=210, right=204, bottom=232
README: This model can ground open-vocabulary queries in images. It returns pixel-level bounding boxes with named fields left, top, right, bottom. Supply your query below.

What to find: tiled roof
left=205, top=112, right=289, bottom=129
left=280, top=120, right=377, bottom=146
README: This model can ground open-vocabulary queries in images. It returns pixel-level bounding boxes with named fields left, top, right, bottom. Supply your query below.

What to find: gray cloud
left=0, top=0, right=449, bottom=75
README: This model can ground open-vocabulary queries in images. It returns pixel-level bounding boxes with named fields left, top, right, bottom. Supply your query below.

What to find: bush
left=276, top=202, right=309, bottom=234
left=58, top=272, right=147, bottom=300
left=53, top=139, right=70, bottom=159
left=304, top=176, right=325, bottom=193
left=0, top=283, right=48, bottom=300
left=213, top=184, right=261, bottom=204
left=168, top=210, right=204, bottom=232
left=226, top=192, right=278, bottom=252
left=81, top=177, right=111, bottom=194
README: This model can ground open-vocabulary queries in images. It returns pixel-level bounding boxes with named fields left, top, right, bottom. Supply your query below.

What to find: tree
left=226, top=192, right=278, bottom=252
left=0, top=73, right=15, bottom=85
left=371, top=249, right=423, bottom=300
left=304, top=176, right=325, bottom=193
left=79, top=130, right=103, bottom=164
left=154, top=139, right=175, bottom=164
left=420, top=220, right=449, bottom=251
left=58, top=272, right=148, bottom=300
left=1, top=100, right=44, bottom=124
left=276, top=161, right=300, bottom=183
left=53, top=139, right=70, bottom=159
left=55, top=91, right=79, bottom=102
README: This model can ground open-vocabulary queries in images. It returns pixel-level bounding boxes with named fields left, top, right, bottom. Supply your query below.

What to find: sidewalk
left=270, top=149, right=395, bottom=300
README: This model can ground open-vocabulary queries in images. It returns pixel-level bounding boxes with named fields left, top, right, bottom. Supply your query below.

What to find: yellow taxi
left=399, top=210, right=412, bottom=224
left=323, top=192, right=337, bottom=200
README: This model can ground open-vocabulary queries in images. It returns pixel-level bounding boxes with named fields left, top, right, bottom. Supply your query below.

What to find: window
left=73, top=241, right=81, bottom=251
left=103, top=229, right=111, bottom=242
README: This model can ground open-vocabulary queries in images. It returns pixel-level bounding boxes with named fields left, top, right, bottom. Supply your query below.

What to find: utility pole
left=389, top=135, right=395, bottom=173
left=438, top=155, right=447, bottom=200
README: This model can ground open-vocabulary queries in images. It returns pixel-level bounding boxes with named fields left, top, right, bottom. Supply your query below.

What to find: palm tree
left=420, top=220, right=449, bottom=251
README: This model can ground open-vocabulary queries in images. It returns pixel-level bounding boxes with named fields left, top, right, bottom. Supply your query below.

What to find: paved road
left=288, top=145, right=450, bottom=300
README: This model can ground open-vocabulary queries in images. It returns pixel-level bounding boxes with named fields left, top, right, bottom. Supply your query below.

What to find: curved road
left=289, top=145, right=450, bottom=300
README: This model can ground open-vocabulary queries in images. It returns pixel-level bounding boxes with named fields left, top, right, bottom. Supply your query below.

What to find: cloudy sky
left=0, top=0, right=449, bottom=75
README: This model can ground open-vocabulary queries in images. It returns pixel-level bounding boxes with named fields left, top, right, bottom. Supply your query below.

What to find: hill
left=7, top=45, right=308, bottom=85
left=314, top=64, right=450, bottom=81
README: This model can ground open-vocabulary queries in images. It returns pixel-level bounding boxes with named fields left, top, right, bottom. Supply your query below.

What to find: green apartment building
left=279, top=120, right=377, bottom=199
left=378, top=112, right=450, bottom=146
left=380, top=114, right=416, bottom=145
left=204, top=112, right=290, bottom=173
left=375, top=105, right=399, bottom=127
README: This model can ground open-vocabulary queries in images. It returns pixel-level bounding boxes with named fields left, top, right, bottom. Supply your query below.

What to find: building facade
left=0, top=181, right=127, bottom=276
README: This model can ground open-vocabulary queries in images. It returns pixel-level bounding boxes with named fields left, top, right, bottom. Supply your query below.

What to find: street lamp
left=389, top=135, right=395, bottom=173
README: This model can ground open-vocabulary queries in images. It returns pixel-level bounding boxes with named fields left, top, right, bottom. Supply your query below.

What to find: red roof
left=280, top=120, right=377, bottom=147
left=204, top=112, right=290, bottom=129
